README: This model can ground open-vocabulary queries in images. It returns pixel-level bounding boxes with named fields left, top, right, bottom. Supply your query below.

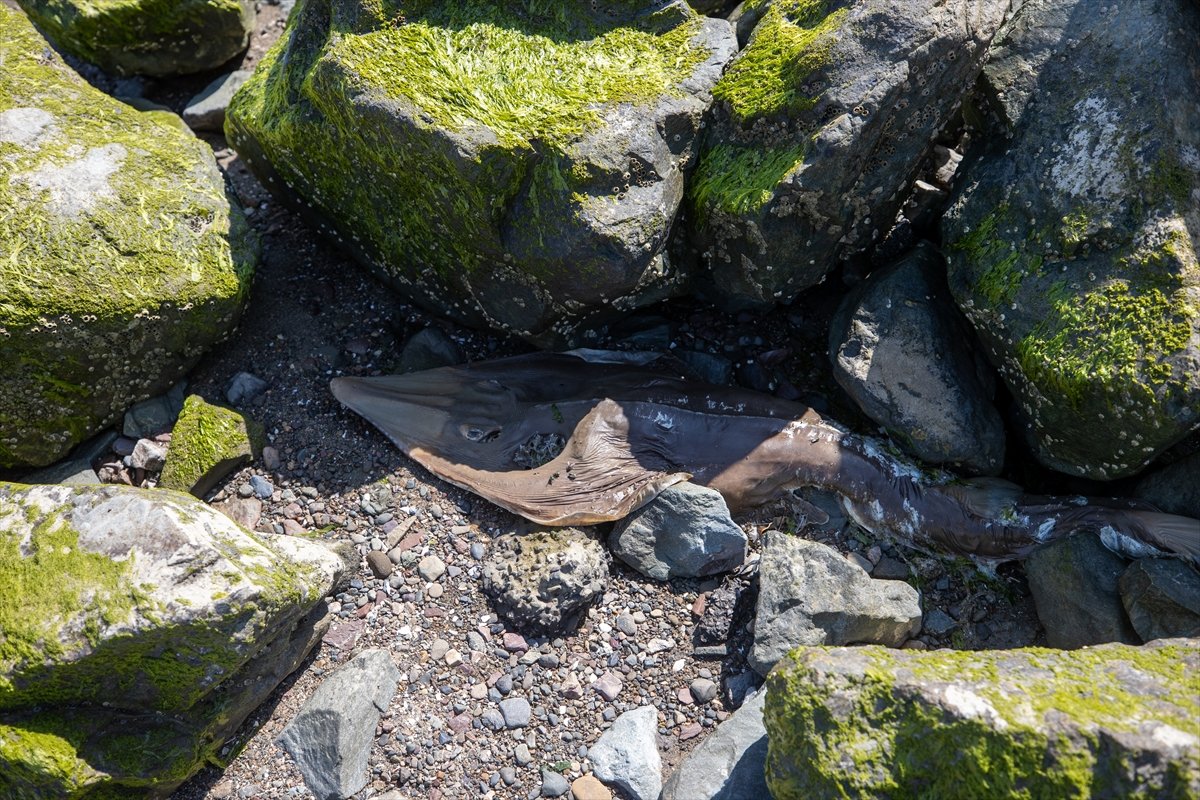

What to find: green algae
left=158, top=395, right=263, bottom=497
left=329, top=1, right=707, bottom=149
left=15, top=0, right=253, bottom=76
left=711, top=0, right=847, bottom=123
left=765, top=644, right=1200, bottom=799
left=689, top=140, right=809, bottom=220
left=0, top=7, right=257, bottom=468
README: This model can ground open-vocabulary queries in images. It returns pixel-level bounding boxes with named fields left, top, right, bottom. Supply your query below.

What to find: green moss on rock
left=158, top=395, right=263, bottom=497
left=15, top=0, right=255, bottom=77
left=0, top=7, right=257, bottom=469
left=765, top=642, right=1200, bottom=799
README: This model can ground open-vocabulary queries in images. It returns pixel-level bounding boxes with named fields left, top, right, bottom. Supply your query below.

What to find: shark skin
left=330, top=351, right=1200, bottom=565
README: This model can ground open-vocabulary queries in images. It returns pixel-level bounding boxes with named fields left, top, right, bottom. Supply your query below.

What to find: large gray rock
left=481, top=529, right=609, bottom=636
left=1120, top=559, right=1200, bottom=641
left=830, top=242, right=1005, bottom=474
left=587, top=705, right=662, bottom=800
left=277, top=649, right=401, bottom=800
left=0, top=481, right=344, bottom=797
left=1136, top=451, right=1200, bottom=519
left=16, top=0, right=254, bottom=76
left=941, top=0, right=1200, bottom=480
left=687, top=0, right=1009, bottom=310
left=661, top=688, right=768, bottom=800
left=1024, top=533, right=1140, bottom=649
left=765, top=641, right=1200, bottom=799
left=0, top=8, right=256, bottom=470
left=608, top=481, right=746, bottom=580
left=750, top=532, right=921, bottom=675
left=226, top=1, right=737, bottom=345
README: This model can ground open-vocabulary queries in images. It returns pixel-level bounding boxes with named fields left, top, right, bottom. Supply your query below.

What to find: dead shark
left=330, top=350, right=1200, bottom=564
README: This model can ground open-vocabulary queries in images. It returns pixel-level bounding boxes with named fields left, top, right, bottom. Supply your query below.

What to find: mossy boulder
left=0, top=481, right=345, bottom=798
left=0, top=6, right=257, bottom=470
left=225, top=0, right=736, bottom=345
left=941, top=0, right=1200, bottom=479
left=686, top=0, right=1008, bottom=311
left=158, top=394, right=264, bottom=497
left=14, top=0, right=255, bottom=77
left=765, top=640, right=1200, bottom=799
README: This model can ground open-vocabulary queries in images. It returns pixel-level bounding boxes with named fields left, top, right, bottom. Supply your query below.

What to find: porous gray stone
left=829, top=242, right=1005, bottom=475
left=608, top=482, right=746, bottom=580
left=661, top=688, right=768, bottom=800
left=481, top=528, right=608, bottom=636
left=941, top=0, right=1200, bottom=479
left=1119, top=558, right=1200, bottom=641
left=588, top=705, right=662, bottom=800
left=1024, top=533, right=1140, bottom=649
left=277, top=649, right=401, bottom=800
left=689, top=0, right=1009, bottom=311
left=750, top=531, right=921, bottom=675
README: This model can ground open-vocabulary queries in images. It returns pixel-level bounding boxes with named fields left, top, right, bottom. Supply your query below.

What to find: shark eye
left=460, top=424, right=501, bottom=443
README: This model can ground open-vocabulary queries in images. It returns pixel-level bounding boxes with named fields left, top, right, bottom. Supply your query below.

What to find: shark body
left=331, top=351, right=1200, bottom=564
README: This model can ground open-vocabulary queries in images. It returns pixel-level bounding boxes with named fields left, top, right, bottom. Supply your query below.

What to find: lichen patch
left=1048, top=97, right=1127, bottom=200
left=12, top=143, right=126, bottom=219
left=0, top=108, right=57, bottom=149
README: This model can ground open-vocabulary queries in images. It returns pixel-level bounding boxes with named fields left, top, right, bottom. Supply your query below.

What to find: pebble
left=249, top=475, right=274, bottom=500
left=514, top=744, right=533, bottom=766
left=501, top=767, right=517, bottom=786
left=571, top=775, right=612, bottom=800
left=614, top=614, right=637, bottom=636
left=481, top=709, right=505, bottom=731
left=430, top=639, right=450, bottom=660
left=540, top=770, right=569, bottom=798
left=500, top=697, right=532, bottom=728
left=689, top=678, right=718, bottom=705
left=418, top=555, right=447, bottom=582
left=503, top=633, right=529, bottom=653
left=470, top=541, right=487, bottom=560
left=591, top=672, right=623, bottom=702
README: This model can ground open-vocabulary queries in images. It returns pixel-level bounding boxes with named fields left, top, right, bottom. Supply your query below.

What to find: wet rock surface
left=0, top=7, right=256, bottom=469
left=0, top=1, right=1195, bottom=798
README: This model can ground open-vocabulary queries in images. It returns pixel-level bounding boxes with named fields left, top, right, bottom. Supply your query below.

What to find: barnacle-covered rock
left=686, top=0, right=1008, bottom=310
left=941, top=0, right=1200, bottom=479
left=0, top=6, right=257, bottom=469
left=14, top=0, right=255, bottom=77
left=0, top=482, right=344, bottom=798
left=225, top=0, right=736, bottom=345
